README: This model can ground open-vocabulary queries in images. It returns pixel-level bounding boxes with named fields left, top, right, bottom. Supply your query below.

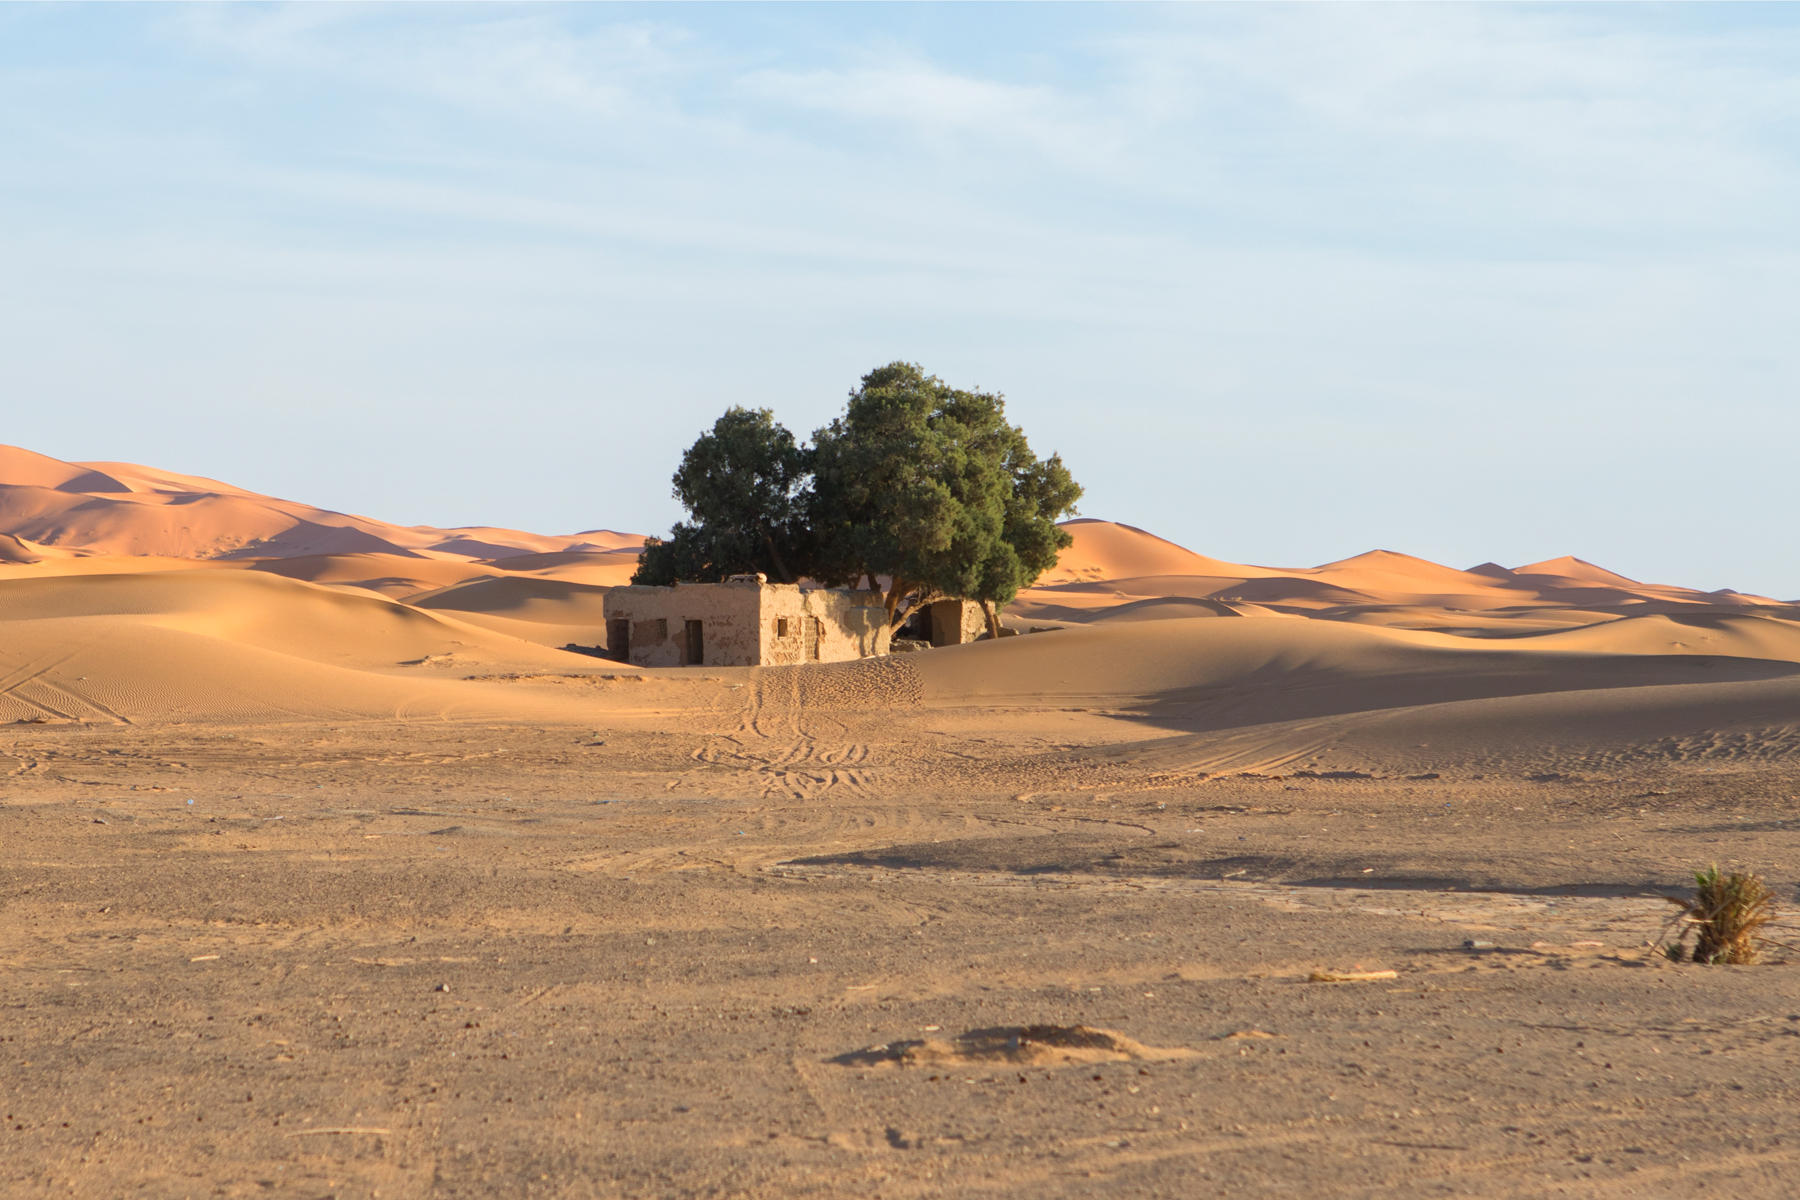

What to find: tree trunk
left=980, top=597, right=1002, bottom=640
left=886, top=583, right=948, bottom=636
left=883, top=578, right=909, bottom=629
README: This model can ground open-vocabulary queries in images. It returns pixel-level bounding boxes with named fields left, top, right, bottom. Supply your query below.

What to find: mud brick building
left=602, top=576, right=892, bottom=667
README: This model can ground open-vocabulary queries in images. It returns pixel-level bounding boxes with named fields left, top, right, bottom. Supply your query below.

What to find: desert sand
left=4, top=445, right=1800, bottom=1198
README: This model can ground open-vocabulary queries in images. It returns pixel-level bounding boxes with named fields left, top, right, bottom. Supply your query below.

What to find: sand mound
left=912, top=616, right=1800, bottom=730
left=73, top=457, right=262, bottom=497
left=0, top=444, right=132, bottom=493
left=1307, top=549, right=1519, bottom=605
left=1040, top=520, right=1259, bottom=585
left=1526, top=611, right=1800, bottom=661
left=831, top=1025, right=1194, bottom=1069
left=0, top=569, right=606, bottom=723
left=1515, top=555, right=1644, bottom=588
left=248, top=553, right=495, bottom=598
left=416, top=577, right=614, bottom=620
left=481, top=548, right=646, bottom=588
left=0, top=532, right=41, bottom=565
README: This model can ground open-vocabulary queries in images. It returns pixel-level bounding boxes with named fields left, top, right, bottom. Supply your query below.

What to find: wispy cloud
left=1100, top=7, right=1800, bottom=241
left=171, top=5, right=697, bottom=121
left=737, top=55, right=1124, bottom=170
left=5, top=5, right=1800, bottom=591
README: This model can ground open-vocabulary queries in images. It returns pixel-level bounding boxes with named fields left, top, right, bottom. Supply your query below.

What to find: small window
left=776, top=617, right=792, bottom=638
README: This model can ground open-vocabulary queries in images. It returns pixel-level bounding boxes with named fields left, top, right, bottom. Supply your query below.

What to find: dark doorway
left=897, top=607, right=932, bottom=643
left=683, top=619, right=704, bottom=666
left=806, top=616, right=823, bottom=662
left=607, top=618, right=631, bottom=662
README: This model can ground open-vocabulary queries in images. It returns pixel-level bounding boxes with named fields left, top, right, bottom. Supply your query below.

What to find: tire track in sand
left=688, top=667, right=879, bottom=801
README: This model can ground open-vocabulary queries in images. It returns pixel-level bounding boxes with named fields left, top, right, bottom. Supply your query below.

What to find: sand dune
left=0, top=444, right=136, bottom=493
left=913, top=613, right=1800, bottom=725
left=0, top=531, right=41, bottom=565
left=411, top=576, right=617, bottom=648
left=6, top=443, right=1800, bottom=758
left=1013, top=520, right=1788, bottom=629
left=246, top=551, right=498, bottom=598
left=1514, top=554, right=1644, bottom=587
left=0, top=569, right=617, bottom=724
left=1039, top=518, right=1267, bottom=584
left=479, top=547, right=648, bottom=588
left=415, top=575, right=613, bottom=620
left=0, top=444, right=620, bottom=563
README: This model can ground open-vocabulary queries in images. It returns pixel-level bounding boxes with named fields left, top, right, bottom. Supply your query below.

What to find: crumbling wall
left=804, top=589, right=890, bottom=662
left=759, top=586, right=811, bottom=667
left=925, top=598, right=986, bottom=647
left=601, top=581, right=764, bottom=667
left=601, top=581, right=891, bottom=667
left=758, top=587, right=888, bottom=665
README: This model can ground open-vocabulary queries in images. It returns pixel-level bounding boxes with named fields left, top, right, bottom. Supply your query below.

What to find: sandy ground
left=6, top=663, right=1800, bottom=1199
left=5, top=446, right=1800, bottom=1197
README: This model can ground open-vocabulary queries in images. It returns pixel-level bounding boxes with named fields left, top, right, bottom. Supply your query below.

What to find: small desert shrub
left=1662, top=866, right=1778, bottom=965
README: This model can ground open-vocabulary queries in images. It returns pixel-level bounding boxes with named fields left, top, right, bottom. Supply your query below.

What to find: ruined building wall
left=925, top=598, right=987, bottom=647
left=804, top=589, right=890, bottom=662
left=757, top=587, right=812, bottom=667
left=601, top=581, right=890, bottom=667
left=755, top=587, right=889, bottom=665
left=602, top=581, right=763, bottom=668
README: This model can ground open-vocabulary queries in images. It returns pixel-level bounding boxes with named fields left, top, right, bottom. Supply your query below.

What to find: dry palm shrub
left=1661, top=866, right=1778, bottom=965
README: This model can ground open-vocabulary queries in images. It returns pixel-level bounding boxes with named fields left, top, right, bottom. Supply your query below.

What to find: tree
left=632, top=365, right=1082, bottom=637
left=810, top=362, right=1081, bottom=634
left=631, top=407, right=813, bottom=585
left=972, top=424, right=1083, bottom=637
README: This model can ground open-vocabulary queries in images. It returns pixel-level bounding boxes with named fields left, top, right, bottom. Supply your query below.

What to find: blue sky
left=4, top=4, right=1798, bottom=594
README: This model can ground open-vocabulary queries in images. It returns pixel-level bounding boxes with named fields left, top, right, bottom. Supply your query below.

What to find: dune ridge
left=0, top=444, right=611, bottom=564
left=6, top=443, right=1800, bottom=744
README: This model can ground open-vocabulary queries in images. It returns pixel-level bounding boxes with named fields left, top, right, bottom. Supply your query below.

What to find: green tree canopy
left=633, top=364, right=1081, bottom=637
left=810, top=362, right=1081, bottom=633
left=631, top=407, right=813, bottom=585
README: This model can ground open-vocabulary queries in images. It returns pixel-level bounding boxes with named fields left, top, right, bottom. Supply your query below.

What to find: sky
left=4, top=3, right=1798, bottom=595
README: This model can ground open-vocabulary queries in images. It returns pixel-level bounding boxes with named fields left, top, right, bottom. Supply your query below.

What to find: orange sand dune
left=0, top=445, right=620, bottom=564
left=74, top=457, right=263, bottom=498
left=0, top=569, right=630, bottom=724
left=411, top=576, right=617, bottom=649
left=0, top=569, right=566, bottom=666
left=481, top=548, right=646, bottom=587
left=0, top=532, right=41, bottom=565
left=1524, top=609, right=1800, bottom=661
left=415, top=576, right=613, bottom=620
left=1014, top=520, right=1789, bottom=630
left=7, top=445, right=1799, bottom=731
left=0, top=445, right=136, bottom=493
left=1304, top=548, right=1521, bottom=606
left=914, top=614, right=1800, bottom=720
left=1514, top=555, right=1644, bottom=587
left=1039, top=518, right=1270, bottom=584
left=248, top=552, right=499, bottom=598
